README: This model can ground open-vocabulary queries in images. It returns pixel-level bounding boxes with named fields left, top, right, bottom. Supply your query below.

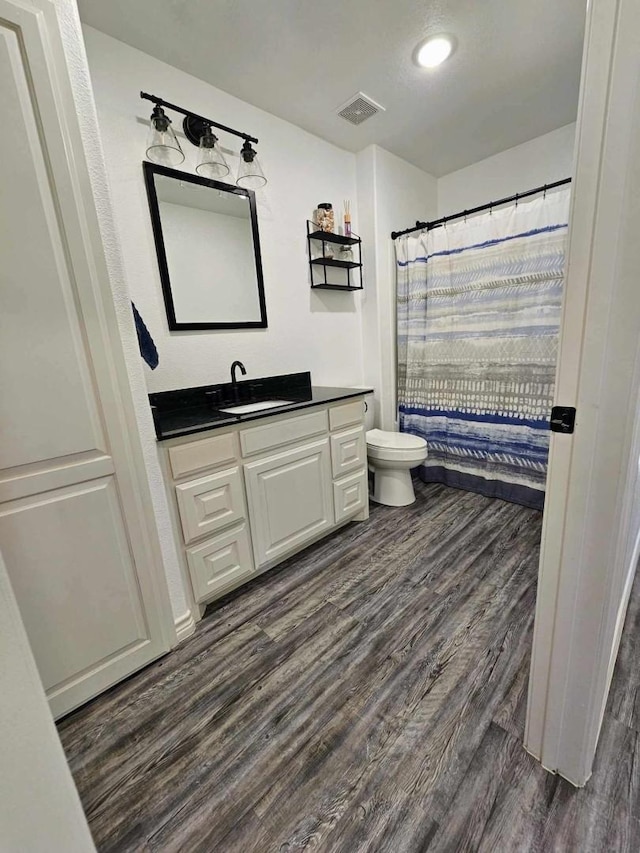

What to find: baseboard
left=174, top=609, right=197, bottom=643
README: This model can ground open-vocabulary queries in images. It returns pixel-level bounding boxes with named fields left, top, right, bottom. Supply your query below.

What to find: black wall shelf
left=307, top=228, right=360, bottom=246
left=310, top=257, right=361, bottom=270
left=307, top=219, right=363, bottom=291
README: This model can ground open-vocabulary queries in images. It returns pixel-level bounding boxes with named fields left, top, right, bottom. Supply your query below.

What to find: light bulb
left=415, top=36, right=454, bottom=69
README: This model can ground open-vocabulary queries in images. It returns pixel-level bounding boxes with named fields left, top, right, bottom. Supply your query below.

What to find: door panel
left=244, top=439, right=333, bottom=567
left=0, top=24, right=105, bottom=470
left=0, top=480, right=147, bottom=693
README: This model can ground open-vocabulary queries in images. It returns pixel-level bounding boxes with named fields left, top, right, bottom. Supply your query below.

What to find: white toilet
left=362, top=395, right=428, bottom=506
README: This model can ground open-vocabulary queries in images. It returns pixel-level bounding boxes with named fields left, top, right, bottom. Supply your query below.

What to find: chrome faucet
left=230, top=360, right=246, bottom=401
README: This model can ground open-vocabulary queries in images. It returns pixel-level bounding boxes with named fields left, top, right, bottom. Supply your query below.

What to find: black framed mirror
left=143, top=162, right=268, bottom=330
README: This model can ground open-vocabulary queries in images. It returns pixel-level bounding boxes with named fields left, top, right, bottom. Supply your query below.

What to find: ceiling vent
left=336, top=92, right=385, bottom=126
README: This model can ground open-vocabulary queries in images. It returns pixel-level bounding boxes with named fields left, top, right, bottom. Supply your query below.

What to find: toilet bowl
left=366, top=428, right=428, bottom=507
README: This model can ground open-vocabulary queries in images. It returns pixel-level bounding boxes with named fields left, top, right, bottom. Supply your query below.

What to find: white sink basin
left=219, top=399, right=293, bottom=415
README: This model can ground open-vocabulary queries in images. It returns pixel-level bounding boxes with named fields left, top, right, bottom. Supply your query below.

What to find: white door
left=244, top=439, right=333, bottom=567
left=0, top=0, right=174, bottom=718
left=526, top=0, right=640, bottom=785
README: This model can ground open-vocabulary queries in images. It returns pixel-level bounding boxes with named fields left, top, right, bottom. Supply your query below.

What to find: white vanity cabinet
left=159, top=396, right=369, bottom=614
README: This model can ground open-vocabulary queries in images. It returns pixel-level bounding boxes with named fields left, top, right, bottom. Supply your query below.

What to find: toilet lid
left=366, top=429, right=426, bottom=450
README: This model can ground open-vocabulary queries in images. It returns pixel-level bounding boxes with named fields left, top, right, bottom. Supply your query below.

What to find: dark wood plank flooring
left=57, top=481, right=640, bottom=851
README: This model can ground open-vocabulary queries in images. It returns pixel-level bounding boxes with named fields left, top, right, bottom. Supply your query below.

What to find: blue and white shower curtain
left=396, top=190, right=571, bottom=510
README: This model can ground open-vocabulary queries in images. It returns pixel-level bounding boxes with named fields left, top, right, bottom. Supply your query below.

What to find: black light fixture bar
left=140, top=91, right=258, bottom=144
left=390, top=177, right=572, bottom=240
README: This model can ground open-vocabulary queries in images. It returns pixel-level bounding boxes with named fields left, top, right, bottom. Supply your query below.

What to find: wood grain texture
left=57, top=482, right=640, bottom=852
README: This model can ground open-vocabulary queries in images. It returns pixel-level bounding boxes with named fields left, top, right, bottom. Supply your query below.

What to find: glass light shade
left=145, top=107, right=184, bottom=167
left=195, top=130, right=230, bottom=179
left=236, top=145, right=267, bottom=190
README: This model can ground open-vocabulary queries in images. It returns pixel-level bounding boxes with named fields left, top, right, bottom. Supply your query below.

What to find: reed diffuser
left=343, top=200, right=352, bottom=237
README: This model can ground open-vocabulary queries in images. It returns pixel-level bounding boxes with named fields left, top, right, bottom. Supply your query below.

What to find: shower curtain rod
left=390, top=176, right=572, bottom=240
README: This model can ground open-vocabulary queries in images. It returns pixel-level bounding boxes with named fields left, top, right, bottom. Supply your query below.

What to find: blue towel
left=132, top=302, right=159, bottom=370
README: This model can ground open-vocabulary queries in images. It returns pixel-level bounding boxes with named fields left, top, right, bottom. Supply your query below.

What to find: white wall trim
left=174, top=609, right=197, bottom=643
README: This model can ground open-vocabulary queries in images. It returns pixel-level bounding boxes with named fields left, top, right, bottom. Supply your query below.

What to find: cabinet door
left=333, top=469, right=368, bottom=523
left=186, top=523, right=254, bottom=603
left=244, top=439, right=333, bottom=567
left=330, top=427, right=367, bottom=479
left=176, top=467, right=244, bottom=544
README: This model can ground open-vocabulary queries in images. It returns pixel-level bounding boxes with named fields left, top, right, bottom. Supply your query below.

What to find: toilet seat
left=366, top=429, right=427, bottom=462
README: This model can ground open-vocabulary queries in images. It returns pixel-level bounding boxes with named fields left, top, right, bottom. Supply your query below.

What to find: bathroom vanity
left=151, top=373, right=371, bottom=614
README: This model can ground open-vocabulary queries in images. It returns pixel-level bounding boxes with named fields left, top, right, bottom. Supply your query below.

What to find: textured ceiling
left=77, top=0, right=587, bottom=177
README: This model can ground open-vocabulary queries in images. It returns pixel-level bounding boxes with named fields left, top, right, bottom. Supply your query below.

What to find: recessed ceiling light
left=415, top=35, right=454, bottom=69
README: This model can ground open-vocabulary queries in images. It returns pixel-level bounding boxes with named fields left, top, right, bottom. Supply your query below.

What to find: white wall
left=82, top=26, right=364, bottom=395
left=357, top=145, right=438, bottom=429
left=438, top=123, right=576, bottom=217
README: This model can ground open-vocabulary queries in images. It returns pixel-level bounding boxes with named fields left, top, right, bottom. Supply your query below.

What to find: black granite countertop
left=149, top=372, right=372, bottom=440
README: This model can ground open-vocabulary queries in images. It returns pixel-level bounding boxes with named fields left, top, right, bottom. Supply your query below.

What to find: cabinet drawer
left=186, top=523, right=254, bottom=603
left=239, top=409, right=327, bottom=458
left=176, top=466, right=244, bottom=544
left=330, top=426, right=366, bottom=479
left=169, top=432, right=238, bottom=480
left=329, top=398, right=364, bottom=432
left=244, top=438, right=333, bottom=567
left=333, top=469, right=368, bottom=524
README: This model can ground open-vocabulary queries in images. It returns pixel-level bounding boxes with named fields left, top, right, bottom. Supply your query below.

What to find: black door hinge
left=550, top=406, right=576, bottom=434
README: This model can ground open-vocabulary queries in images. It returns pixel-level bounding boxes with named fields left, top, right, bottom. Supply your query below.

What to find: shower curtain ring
left=515, top=193, right=519, bottom=207
left=543, top=184, right=547, bottom=199
left=489, top=202, right=493, bottom=216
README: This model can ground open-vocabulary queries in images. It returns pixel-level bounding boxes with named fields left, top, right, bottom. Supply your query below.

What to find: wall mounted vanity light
left=145, top=104, right=184, bottom=167
left=236, top=141, right=267, bottom=190
left=141, top=92, right=267, bottom=187
left=195, top=126, right=230, bottom=179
